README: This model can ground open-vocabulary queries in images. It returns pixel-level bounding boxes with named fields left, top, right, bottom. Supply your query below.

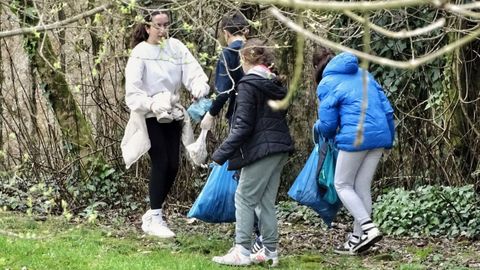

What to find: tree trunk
left=445, top=17, right=480, bottom=185
left=88, top=0, right=104, bottom=135
left=457, top=38, right=480, bottom=183
left=18, top=1, right=96, bottom=162
left=0, top=32, right=3, bottom=152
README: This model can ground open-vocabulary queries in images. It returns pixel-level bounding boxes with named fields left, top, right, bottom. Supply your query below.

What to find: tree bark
left=88, top=0, right=104, bottom=134
left=0, top=27, right=3, bottom=151
left=18, top=1, right=96, bottom=161
left=445, top=17, right=480, bottom=185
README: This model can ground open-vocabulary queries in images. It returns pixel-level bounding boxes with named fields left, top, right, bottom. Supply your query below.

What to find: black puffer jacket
left=212, top=73, right=294, bottom=170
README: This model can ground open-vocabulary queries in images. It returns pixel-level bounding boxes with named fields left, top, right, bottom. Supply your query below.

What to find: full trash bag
left=186, top=129, right=208, bottom=166
left=317, top=143, right=339, bottom=205
left=187, top=162, right=237, bottom=223
left=187, top=98, right=212, bottom=123
left=288, top=143, right=342, bottom=227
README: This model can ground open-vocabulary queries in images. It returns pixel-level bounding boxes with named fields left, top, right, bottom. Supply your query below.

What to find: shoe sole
left=353, top=234, right=383, bottom=253
left=250, top=258, right=278, bottom=267
left=212, top=258, right=251, bottom=266
left=333, top=249, right=356, bottom=256
left=142, top=227, right=175, bottom=238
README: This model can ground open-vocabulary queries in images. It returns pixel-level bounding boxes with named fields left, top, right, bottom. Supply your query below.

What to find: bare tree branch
left=269, top=7, right=480, bottom=69
left=443, top=3, right=480, bottom=20
left=0, top=3, right=113, bottom=39
left=240, top=0, right=433, bottom=11
left=344, top=10, right=446, bottom=39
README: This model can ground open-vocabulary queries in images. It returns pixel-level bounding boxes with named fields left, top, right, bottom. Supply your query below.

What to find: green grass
left=0, top=214, right=233, bottom=270
left=1, top=211, right=478, bottom=269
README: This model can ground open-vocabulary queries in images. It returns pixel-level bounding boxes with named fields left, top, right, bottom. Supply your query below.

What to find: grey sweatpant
left=235, top=153, right=289, bottom=251
left=334, top=148, right=383, bottom=236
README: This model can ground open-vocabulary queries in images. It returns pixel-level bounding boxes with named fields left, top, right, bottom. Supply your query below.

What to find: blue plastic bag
left=187, top=98, right=212, bottom=123
left=187, top=161, right=237, bottom=223
left=288, top=144, right=342, bottom=227
left=318, top=143, right=339, bottom=205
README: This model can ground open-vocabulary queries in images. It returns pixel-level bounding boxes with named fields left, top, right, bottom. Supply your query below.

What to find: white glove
left=200, top=112, right=214, bottom=130
left=150, top=100, right=172, bottom=114
left=191, top=84, right=209, bottom=99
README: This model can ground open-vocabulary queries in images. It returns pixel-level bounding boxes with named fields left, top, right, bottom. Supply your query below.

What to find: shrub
left=374, top=185, right=480, bottom=238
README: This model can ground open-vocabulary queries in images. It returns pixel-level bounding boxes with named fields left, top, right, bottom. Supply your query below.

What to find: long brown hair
left=241, top=38, right=274, bottom=67
left=130, top=10, right=170, bottom=48
left=312, top=46, right=335, bottom=85
left=241, top=38, right=287, bottom=82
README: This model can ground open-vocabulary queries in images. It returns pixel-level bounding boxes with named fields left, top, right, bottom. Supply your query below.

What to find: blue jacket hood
left=323, top=52, right=359, bottom=78
left=314, top=52, right=395, bottom=151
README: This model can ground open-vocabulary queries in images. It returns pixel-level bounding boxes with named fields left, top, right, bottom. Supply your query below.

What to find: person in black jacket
left=211, top=39, right=294, bottom=267
left=201, top=11, right=264, bottom=253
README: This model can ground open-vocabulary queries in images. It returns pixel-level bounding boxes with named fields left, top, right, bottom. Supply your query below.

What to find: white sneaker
left=250, top=246, right=279, bottom=267
left=141, top=210, right=175, bottom=238
left=334, top=234, right=359, bottom=255
left=352, top=226, right=382, bottom=253
left=212, top=245, right=251, bottom=266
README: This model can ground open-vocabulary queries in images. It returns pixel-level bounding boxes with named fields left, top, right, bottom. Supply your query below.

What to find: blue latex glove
left=209, top=161, right=220, bottom=168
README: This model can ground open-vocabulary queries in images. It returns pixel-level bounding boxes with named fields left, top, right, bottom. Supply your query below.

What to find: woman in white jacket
left=124, top=9, right=209, bottom=238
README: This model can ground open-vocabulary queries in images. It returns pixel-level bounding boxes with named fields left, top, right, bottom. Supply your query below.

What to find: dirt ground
left=167, top=211, right=480, bottom=270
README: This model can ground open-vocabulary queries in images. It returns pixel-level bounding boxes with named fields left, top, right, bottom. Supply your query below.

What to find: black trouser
left=146, top=118, right=182, bottom=209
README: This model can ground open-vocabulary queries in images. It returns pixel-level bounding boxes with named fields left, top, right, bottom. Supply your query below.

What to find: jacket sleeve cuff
left=211, top=151, right=225, bottom=165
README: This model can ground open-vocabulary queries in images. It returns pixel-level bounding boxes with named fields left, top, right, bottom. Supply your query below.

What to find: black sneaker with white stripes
left=334, top=234, right=359, bottom=255
left=352, top=222, right=382, bottom=253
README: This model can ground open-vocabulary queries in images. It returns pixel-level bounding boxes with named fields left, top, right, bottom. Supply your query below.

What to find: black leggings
left=146, top=118, right=182, bottom=209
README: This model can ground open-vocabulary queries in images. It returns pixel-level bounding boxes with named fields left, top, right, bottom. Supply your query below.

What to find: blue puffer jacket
left=314, top=52, right=395, bottom=151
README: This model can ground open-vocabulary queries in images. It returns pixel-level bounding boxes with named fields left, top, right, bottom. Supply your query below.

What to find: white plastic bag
left=186, top=129, right=208, bottom=166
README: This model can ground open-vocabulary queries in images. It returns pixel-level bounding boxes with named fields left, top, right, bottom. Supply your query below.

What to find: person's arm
left=125, top=51, right=154, bottom=113
left=314, top=80, right=335, bottom=141
left=201, top=48, right=238, bottom=130
left=209, top=93, right=231, bottom=117
left=375, top=81, right=395, bottom=148
left=212, top=83, right=256, bottom=165
left=209, top=48, right=237, bottom=116
left=317, top=90, right=340, bottom=140
left=176, top=40, right=210, bottom=98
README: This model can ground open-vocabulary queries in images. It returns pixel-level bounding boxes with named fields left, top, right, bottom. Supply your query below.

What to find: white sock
left=150, top=209, right=163, bottom=223
left=360, top=220, right=375, bottom=232
left=150, top=208, right=162, bottom=215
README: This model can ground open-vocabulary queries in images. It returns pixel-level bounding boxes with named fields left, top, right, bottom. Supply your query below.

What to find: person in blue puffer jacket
left=312, top=48, right=395, bottom=255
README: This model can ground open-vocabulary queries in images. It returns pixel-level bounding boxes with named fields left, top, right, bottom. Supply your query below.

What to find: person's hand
left=191, top=85, right=209, bottom=99
left=200, top=112, right=214, bottom=130
left=209, top=161, right=220, bottom=168
left=150, top=100, right=171, bottom=114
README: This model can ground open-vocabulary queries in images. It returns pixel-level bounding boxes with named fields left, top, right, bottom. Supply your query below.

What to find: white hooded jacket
left=121, top=38, right=205, bottom=168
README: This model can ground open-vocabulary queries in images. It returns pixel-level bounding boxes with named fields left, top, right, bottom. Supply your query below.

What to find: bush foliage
left=374, top=185, right=480, bottom=239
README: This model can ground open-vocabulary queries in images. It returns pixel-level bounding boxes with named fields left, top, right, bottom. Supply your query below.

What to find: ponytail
left=130, top=10, right=170, bottom=48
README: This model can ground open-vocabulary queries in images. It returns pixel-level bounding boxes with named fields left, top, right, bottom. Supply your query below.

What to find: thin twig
left=0, top=3, right=114, bottom=38
left=269, top=7, right=480, bottom=69
left=344, top=10, right=446, bottom=39
left=239, top=0, right=433, bottom=12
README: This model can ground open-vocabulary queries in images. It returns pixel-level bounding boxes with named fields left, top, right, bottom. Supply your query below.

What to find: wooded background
left=0, top=0, right=479, bottom=215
